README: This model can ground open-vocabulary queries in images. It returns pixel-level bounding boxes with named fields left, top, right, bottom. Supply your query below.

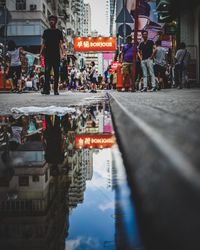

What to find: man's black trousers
left=44, top=60, right=60, bottom=93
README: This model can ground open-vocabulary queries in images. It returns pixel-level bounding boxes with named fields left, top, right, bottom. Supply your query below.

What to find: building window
left=43, top=4, right=46, bottom=15
left=32, top=175, right=39, bottom=182
left=16, top=0, right=26, bottom=10
left=19, top=176, right=29, bottom=186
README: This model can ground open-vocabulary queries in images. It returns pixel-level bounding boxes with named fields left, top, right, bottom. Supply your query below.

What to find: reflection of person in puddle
left=43, top=115, right=64, bottom=168
left=126, top=0, right=161, bottom=32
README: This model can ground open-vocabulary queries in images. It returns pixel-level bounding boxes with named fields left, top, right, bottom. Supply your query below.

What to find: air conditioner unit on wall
left=30, top=4, right=37, bottom=11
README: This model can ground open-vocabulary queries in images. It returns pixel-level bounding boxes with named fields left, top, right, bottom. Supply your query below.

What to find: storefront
left=170, top=0, right=200, bottom=84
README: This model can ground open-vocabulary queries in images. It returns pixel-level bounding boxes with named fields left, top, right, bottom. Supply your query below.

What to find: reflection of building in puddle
left=0, top=115, right=70, bottom=249
left=67, top=148, right=93, bottom=212
left=0, top=103, right=115, bottom=246
left=0, top=161, right=68, bottom=250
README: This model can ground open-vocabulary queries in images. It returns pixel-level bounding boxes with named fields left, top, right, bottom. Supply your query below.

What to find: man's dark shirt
left=139, top=40, right=154, bottom=60
left=42, top=28, right=63, bottom=61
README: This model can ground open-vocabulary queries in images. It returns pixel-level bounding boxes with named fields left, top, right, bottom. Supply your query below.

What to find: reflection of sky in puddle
left=66, top=148, right=144, bottom=250
left=66, top=149, right=116, bottom=250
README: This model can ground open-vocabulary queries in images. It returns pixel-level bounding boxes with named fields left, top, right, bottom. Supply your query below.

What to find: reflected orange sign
left=74, top=37, right=117, bottom=52
left=75, top=134, right=115, bottom=149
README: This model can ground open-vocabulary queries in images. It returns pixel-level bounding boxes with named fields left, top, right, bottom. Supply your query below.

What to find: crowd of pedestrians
left=120, top=30, right=191, bottom=92
left=0, top=14, right=191, bottom=95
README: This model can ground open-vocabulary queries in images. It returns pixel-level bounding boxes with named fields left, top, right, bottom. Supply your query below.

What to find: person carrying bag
left=174, top=42, right=190, bottom=89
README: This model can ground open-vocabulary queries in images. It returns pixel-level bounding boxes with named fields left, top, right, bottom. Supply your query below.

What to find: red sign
left=74, top=37, right=117, bottom=52
left=75, top=134, right=115, bottom=149
left=40, top=55, right=45, bottom=67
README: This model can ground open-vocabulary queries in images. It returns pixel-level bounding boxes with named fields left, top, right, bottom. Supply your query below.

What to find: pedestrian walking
left=89, top=61, right=97, bottom=93
left=153, top=40, right=168, bottom=89
left=6, top=40, right=23, bottom=93
left=40, top=15, right=65, bottom=95
left=174, top=42, right=191, bottom=89
left=120, top=35, right=135, bottom=92
left=138, top=30, right=157, bottom=92
left=69, top=65, right=77, bottom=90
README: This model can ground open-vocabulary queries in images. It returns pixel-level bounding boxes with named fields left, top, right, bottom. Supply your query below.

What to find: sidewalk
left=109, top=89, right=200, bottom=250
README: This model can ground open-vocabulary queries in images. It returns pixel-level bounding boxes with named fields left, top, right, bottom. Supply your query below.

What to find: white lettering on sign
left=91, top=138, right=114, bottom=144
left=83, top=41, right=90, bottom=48
left=84, top=138, right=91, bottom=144
left=90, top=42, right=113, bottom=47
left=77, top=41, right=83, bottom=48
left=78, top=138, right=84, bottom=146
left=77, top=41, right=113, bottom=48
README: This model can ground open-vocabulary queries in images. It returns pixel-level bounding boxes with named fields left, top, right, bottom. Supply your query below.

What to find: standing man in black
left=40, top=15, right=65, bottom=95
left=138, top=30, right=157, bottom=92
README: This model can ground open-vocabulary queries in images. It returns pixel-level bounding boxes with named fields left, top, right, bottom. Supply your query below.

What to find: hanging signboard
left=74, top=37, right=117, bottom=52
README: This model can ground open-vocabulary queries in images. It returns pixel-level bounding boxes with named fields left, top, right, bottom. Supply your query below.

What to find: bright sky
left=84, top=0, right=109, bottom=36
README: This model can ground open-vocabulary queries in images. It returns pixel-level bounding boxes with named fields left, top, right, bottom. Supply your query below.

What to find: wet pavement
left=109, top=89, right=200, bottom=250
left=0, top=100, right=144, bottom=250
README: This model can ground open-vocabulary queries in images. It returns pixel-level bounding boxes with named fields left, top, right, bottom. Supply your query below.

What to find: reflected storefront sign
left=75, top=134, right=115, bottom=149
left=74, top=37, right=117, bottom=52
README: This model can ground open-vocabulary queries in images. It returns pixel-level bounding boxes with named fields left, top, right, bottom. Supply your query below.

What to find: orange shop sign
left=74, top=37, right=117, bottom=52
left=75, top=134, right=115, bottom=149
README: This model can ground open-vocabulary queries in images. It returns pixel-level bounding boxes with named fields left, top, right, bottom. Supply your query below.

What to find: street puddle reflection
left=0, top=102, right=144, bottom=250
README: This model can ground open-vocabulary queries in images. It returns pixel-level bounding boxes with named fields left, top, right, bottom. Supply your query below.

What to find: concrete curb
left=109, top=93, right=200, bottom=250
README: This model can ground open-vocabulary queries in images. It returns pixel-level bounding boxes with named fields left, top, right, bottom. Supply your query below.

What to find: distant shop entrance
left=74, top=36, right=117, bottom=74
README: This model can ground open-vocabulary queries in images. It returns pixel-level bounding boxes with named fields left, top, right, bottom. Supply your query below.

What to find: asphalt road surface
left=109, top=88, right=200, bottom=250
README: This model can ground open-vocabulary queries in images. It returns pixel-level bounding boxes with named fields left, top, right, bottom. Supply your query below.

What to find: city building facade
left=83, top=3, right=91, bottom=37
left=1, top=0, right=84, bottom=54
left=108, top=0, right=117, bottom=36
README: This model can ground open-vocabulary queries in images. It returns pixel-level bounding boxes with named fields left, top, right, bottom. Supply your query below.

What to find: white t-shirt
left=154, top=46, right=167, bottom=67
left=7, top=48, right=21, bottom=67
left=91, top=66, right=97, bottom=78
left=175, top=49, right=190, bottom=67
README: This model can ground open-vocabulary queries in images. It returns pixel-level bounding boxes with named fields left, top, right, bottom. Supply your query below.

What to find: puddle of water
left=0, top=102, right=144, bottom=250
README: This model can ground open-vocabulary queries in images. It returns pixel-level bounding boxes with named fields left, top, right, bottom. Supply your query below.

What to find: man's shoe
left=140, top=87, right=147, bottom=92
left=41, top=90, right=50, bottom=95
left=54, top=92, right=59, bottom=95
left=150, top=87, right=157, bottom=92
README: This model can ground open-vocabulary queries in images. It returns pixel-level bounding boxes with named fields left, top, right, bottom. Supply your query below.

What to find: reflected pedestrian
left=40, top=15, right=65, bottom=95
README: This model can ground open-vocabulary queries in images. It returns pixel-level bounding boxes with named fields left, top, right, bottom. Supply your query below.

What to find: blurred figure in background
left=174, top=42, right=191, bottom=89
left=6, top=40, right=23, bottom=93
left=89, top=61, right=97, bottom=93
left=153, top=40, right=168, bottom=89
